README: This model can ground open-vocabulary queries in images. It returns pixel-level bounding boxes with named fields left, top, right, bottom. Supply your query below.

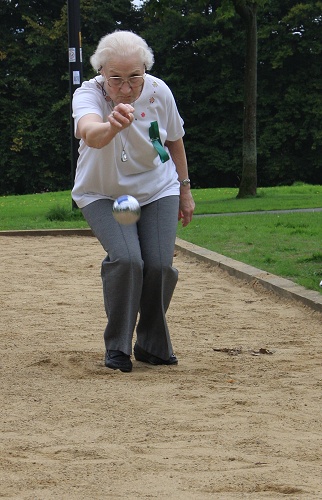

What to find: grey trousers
left=82, top=196, right=180, bottom=359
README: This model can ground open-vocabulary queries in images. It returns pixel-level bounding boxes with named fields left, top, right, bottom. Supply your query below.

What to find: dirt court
left=0, top=235, right=321, bottom=499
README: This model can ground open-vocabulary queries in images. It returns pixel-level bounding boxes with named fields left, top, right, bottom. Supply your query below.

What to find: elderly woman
left=72, top=30, right=195, bottom=372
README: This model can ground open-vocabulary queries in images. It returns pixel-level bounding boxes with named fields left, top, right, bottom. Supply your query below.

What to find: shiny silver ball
left=112, top=195, right=141, bottom=225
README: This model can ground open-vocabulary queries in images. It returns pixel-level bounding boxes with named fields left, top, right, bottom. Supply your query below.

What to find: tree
left=0, top=0, right=321, bottom=195
left=141, top=0, right=246, bottom=187
left=233, top=0, right=258, bottom=198
left=0, top=0, right=141, bottom=195
left=141, top=0, right=263, bottom=192
left=0, top=0, right=70, bottom=194
left=141, top=0, right=322, bottom=188
left=256, top=0, right=322, bottom=185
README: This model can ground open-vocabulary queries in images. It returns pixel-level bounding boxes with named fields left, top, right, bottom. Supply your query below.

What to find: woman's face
left=102, top=55, right=145, bottom=105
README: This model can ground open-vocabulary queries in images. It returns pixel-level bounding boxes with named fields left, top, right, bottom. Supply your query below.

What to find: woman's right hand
left=108, top=103, right=134, bottom=130
left=77, top=103, right=135, bottom=149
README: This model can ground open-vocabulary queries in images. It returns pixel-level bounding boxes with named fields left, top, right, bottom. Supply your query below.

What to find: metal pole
left=67, top=0, right=83, bottom=209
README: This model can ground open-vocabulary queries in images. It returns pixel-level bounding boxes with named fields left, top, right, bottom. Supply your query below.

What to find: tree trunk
left=234, top=1, right=258, bottom=198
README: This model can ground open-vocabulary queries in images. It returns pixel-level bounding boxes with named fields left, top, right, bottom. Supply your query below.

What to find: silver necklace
left=119, top=128, right=131, bottom=162
left=110, top=102, right=132, bottom=162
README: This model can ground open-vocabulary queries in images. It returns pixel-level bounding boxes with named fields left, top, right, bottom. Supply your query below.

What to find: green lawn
left=0, top=191, right=85, bottom=230
left=0, top=183, right=321, bottom=293
left=191, top=183, right=322, bottom=214
left=177, top=211, right=321, bottom=293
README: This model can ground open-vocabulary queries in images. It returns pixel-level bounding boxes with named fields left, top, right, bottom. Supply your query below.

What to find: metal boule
left=112, top=195, right=141, bottom=225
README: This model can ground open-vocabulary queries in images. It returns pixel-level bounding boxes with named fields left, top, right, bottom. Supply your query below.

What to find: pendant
left=121, top=149, right=128, bottom=162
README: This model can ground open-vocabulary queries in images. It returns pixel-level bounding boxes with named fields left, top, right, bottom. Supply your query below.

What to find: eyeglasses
left=107, top=75, right=145, bottom=89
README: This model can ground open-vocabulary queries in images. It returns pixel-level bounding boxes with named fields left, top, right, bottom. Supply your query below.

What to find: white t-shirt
left=71, top=74, right=184, bottom=208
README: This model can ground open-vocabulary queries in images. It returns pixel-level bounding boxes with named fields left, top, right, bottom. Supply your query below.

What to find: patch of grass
left=177, top=211, right=322, bottom=293
left=0, top=191, right=87, bottom=230
left=192, top=182, right=322, bottom=214
left=298, top=253, right=322, bottom=263
left=46, top=204, right=84, bottom=222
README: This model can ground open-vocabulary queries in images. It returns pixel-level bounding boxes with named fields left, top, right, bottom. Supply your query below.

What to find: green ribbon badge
left=149, top=121, right=170, bottom=163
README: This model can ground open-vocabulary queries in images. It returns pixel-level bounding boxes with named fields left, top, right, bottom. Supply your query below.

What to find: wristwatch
left=180, top=178, right=191, bottom=187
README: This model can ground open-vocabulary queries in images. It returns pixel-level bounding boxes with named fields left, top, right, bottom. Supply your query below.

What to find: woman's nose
left=119, top=80, right=132, bottom=91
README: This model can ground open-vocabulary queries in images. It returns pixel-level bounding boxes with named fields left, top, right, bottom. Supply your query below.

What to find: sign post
left=67, top=0, right=83, bottom=208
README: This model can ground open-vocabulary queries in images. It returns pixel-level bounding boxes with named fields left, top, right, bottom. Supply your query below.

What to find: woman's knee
left=102, top=253, right=144, bottom=277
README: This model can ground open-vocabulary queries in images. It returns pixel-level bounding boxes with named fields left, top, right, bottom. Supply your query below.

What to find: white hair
left=90, top=30, right=154, bottom=72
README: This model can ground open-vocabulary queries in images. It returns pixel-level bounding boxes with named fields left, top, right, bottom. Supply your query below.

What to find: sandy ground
left=0, top=235, right=321, bottom=500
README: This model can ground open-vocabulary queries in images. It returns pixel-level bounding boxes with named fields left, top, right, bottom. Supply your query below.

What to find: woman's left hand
left=164, top=137, right=195, bottom=226
left=178, top=189, right=195, bottom=227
